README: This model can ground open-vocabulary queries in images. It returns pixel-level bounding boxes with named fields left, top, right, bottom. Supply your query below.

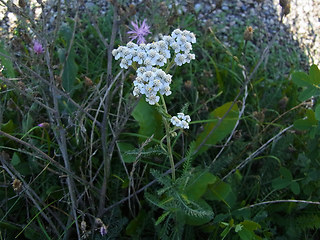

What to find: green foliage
left=132, top=98, right=163, bottom=142
left=204, top=178, right=234, bottom=207
left=292, top=65, right=320, bottom=137
left=272, top=167, right=300, bottom=195
left=294, top=109, right=318, bottom=131
left=185, top=171, right=217, bottom=200
left=296, top=214, right=320, bottom=231
left=1, top=2, right=320, bottom=239
left=237, top=220, right=261, bottom=240
left=147, top=169, right=216, bottom=233
left=1, top=119, right=15, bottom=134
left=125, top=210, right=148, bottom=237
left=117, top=142, right=136, bottom=163
left=0, top=41, right=15, bottom=78
left=292, top=64, right=320, bottom=101
left=195, top=102, right=239, bottom=154
left=58, top=24, right=79, bottom=94
left=11, top=152, right=21, bottom=166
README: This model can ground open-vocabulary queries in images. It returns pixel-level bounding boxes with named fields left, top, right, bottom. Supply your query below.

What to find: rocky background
left=0, top=0, right=319, bottom=65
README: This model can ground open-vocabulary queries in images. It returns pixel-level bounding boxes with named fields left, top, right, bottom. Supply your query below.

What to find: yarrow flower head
left=33, top=40, right=44, bottom=54
left=171, top=113, right=191, bottom=129
left=127, top=19, right=151, bottom=45
left=112, top=29, right=196, bottom=71
left=133, top=67, right=172, bottom=105
left=112, top=28, right=196, bottom=107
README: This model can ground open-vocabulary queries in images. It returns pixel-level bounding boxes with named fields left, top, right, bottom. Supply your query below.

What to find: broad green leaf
left=241, top=220, right=261, bottom=231
left=58, top=48, right=78, bottom=93
left=294, top=109, right=318, bottom=130
left=185, top=171, right=217, bottom=200
left=238, top=227, right=256, bottom=240
left=292, top=72, right=310, bottom=87
left=0, top=42, right=15, bottom=78
left=290, top=181, right=300, bottom=195
left=279, top=167, right=292, bottom=181
left=195, top=102, right=239, bottom=154
left=272, top=177, right=291, bottom=190
left=11, top=152, right=21, bottom=166
left=309, top=64, right=320, bottom=85
left=204, top=178, right=232, bottom=207
left=58, top=24, right=78, bottom=93
left=132, top=98, right=163, bottom=142
left=292, top=64, right=320, bottom=101
left=238, top=220, right=261, bottom=240
left=117, top=142, right=136, bottom=163
left=1, top=120, right=15, bottom=133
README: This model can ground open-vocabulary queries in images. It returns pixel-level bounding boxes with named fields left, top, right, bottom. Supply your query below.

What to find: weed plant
left=0, top=1, right=320, bottom=239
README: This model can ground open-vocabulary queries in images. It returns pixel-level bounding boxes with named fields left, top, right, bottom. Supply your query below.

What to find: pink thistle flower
left=33, top=40, right=44, bottom=54
left=127, top=19, right=151, bottom=45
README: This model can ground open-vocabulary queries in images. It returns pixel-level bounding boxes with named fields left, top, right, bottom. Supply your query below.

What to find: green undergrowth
left=0, top=1, right=319, bottom=239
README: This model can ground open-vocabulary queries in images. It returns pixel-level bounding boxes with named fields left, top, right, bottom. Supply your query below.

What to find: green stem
left=165, top=55, right=176, bottom=73
left=160, top=94, right=175, bottom=181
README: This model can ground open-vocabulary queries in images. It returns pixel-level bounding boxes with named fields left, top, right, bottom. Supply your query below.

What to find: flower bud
left=55, top=75, right=62, bottom=86
left=244, top=26, right=254, bottom=41
left=84, top=76, right=93, bottom=87
left=80, top=220, right=87, bottom=233
left=184, top=80, right=192, bottom=89
left=12, top=178, right=22, bottom=192
left=283, top=3, right=290, bottom=15
left=278, top=96, right=288, bottom=110
left=38, top=122, right=50, bottom=128
left=171, top=131, right=177, bottom=137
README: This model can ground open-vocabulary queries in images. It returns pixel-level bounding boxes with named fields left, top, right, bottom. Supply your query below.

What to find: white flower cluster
left=112, top=29, right=196, bottom=69
left=112, top=41, right=169, bottom=69
left=169, top=29, right=196, bottom=66
left=133, top=66, right=172, bottom=105
left=112, top=29, right=196, bottom=106
left=170, top=113, right=191, bottom=129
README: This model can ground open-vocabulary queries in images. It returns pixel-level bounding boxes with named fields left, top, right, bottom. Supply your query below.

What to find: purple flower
left=127, top=19, right=151, bottom=45
left=100, top=225, right=108, bottom=236
left=38, top=122, right=49, bottom=128
left=33, top=40, right=44, bottom=54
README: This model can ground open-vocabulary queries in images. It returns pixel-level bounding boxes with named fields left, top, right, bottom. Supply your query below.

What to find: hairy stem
left=160, top=95, right=175, bottom=181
